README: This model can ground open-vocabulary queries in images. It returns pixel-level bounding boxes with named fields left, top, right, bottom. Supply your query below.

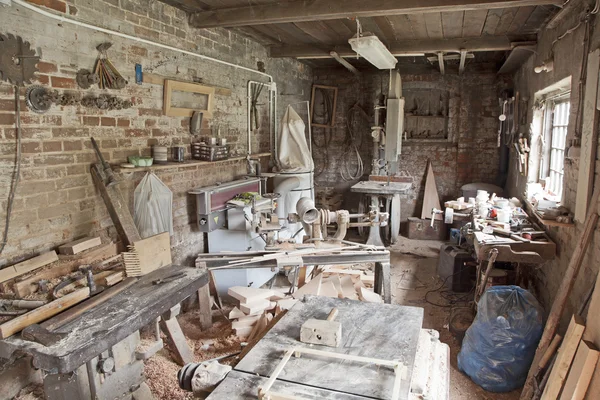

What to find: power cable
left=0, top=87, right=22, bottom=255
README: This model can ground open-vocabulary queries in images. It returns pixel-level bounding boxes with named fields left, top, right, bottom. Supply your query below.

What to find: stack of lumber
left=227, top=286, right=286, bottom=340
left=296, top=266, right=382, bottom=303
left=534, top=315, right=599, bottom=399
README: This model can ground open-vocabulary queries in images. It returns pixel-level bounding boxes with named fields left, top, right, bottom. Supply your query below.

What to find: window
left=540, top=100, right=570, bottom=200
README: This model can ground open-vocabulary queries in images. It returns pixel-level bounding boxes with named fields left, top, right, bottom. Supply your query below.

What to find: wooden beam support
left=189, top=0, right=561, bottom=28
left=270, top=36, right=525, bottom=58
left=329, top=51, right=360, bottom=75
left=437, top=52, right=445, bottom=75
left=459, top=49, right=467, bottom=75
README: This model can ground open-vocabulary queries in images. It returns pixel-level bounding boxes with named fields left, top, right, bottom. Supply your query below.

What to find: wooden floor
left=390, top=237, right=520, bottom=400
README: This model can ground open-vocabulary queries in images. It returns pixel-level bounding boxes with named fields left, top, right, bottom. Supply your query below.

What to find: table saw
left=0, top=265, right=209, bottom=400
left=207, top=296, right=449, bottom=400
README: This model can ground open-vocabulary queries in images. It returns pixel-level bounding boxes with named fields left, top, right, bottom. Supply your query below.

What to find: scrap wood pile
left=227, top=265, right=382, bottom=340
left=0, top=237, right=124, bottom=339
left=531, top=314, right=598, bottom=400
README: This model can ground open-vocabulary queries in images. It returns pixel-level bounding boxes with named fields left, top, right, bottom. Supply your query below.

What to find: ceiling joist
left=189, top=0, right=561, bottom=29
left=269, top=36, right=531, bottom=58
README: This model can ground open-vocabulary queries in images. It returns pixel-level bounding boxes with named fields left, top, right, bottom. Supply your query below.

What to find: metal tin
left=172, top=146, right=185, bottom=162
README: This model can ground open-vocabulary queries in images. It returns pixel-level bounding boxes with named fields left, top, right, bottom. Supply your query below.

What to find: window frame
left=539, top=97, right=570, bottom=201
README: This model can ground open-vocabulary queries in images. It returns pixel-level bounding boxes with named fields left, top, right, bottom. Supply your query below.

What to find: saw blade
left=0, top=33, right=38, bottom=86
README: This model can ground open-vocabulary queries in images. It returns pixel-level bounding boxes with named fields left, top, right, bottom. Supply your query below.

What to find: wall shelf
left=114, top=152, right=271, bottom=173
left=523, top=199, right=574, bottom=228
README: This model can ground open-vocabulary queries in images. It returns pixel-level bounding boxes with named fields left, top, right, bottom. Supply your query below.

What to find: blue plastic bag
left=457, top=286, right=544, bottom=392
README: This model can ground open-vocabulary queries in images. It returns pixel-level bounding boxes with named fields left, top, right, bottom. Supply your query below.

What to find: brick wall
left=507, top=2, right=600, bottom=324
left=312, top=65, right=503, bottom=220
left=0, top=0, right=311, bottom=267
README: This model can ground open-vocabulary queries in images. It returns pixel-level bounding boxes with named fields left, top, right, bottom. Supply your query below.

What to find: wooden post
left=91, top=164, right=141, bottom=247
left=198, top=284, right=213, bottom=331
left=521, top=187, right=600, bottom=400
left=374, top=262, right=391, bottom=304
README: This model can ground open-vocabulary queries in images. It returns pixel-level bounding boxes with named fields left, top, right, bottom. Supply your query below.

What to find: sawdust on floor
left=13, top=383, right=44, bottom=400
left=391, top=237, right=521, bottom=400
left=143, top=307, right=242, bottom=399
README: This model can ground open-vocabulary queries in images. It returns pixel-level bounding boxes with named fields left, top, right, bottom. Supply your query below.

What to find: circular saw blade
left=0, top=33, right=38, bottom=86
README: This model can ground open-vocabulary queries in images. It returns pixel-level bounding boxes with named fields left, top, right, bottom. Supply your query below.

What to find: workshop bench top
left=0, top=265, right=208, bottom=374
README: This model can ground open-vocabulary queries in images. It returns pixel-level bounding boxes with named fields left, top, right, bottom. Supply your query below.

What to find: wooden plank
left=387, top=15, right=416, bottom=40
left=559, top=340, right=599, bottom=400
left=462, top=9, right=488, bottom=36
left=323, top=19, right=354, bottom=40
left=482, top=8, right=503, bottom=35
left=359, top=287, right=383, bottom=303
left=294, top=21, right=340, bottom=43
left=494, top=8, right=519, bottom=34
left=506, top=6, right=536, bottom=34
left=0, top=251, right=58, bottom=284
left=407, top=14, right=428, bottom=38
left=228, top=286, right=276, bottom=303
left=198, top=284, right=213, bottom=331
left=424, top=12, right=444, bottom=38
left=189, top=0, right=561, bottom=28
left=91, top=165, right=141, bottom=247
left=575, top=49, right=600, bottom=223
left=421, top=160, right=442, bottom=220
left=541, top=315, right=586, bottom=400
left=330, top=51, right=361, bottom=75
left=538, top=334, right=563, bottom=373
left=124, top=232, right=171, bottom=277
left=372, top=16, right=398, bottom=42
left=441, top=11, right=464, bottom=38
left=0, top=287, right=90, bottom=339
left=160, top=316, right=194, bottom=366
left=142, top=73, right=232, bottom=96
left=292, top=274, right=322, bottom=299
left=58, top=237, right=102, bottom=256
left=270, top=36, right=518, bottom=58
left=41, top=278, right=137, bottom=331
left=520, top=5, right=554, bottom=34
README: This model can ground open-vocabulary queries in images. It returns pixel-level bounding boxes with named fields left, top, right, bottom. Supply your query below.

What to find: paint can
left=172, top=146, right=185, bottom=162
left=153, top=146, right=168, bottom=163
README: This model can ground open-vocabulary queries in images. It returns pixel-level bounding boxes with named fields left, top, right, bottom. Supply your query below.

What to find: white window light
left=348, top=34, right=397, bottom=70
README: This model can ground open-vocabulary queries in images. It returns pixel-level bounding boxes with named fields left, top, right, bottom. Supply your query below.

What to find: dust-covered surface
left=144, top=308, right=242, bottom=400
left=13, top=383, right=44, bottom=400
left=390, top=237, right=521, bottom=400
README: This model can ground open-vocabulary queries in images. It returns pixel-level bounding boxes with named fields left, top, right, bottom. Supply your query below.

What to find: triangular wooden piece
left=292, top=274, right=322, bottom=299
left=340, top=275, right=358, bottom=300
left=319, top=281, right=339, bottom=298
left=323, top=275, right=343, bottom=298
left=228, top=307, right=245, bottom=320
left=359, top=287, right=383, bottom=303
left=228, top=286, right=275, bottom=303
left=421, top=160, right=442, bottom=220
left=276, top=298, right=299, bottom=310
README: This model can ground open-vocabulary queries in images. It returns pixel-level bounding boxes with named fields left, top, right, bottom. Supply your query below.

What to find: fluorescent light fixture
left=348, top=34, right=397, bottom=69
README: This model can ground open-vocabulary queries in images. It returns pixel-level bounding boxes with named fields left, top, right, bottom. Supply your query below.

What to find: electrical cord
left=0, top=86, right=22, bottom=255
left=340, top=104, right=367, bottom=181
left=424, top=264, right=476, bottom=308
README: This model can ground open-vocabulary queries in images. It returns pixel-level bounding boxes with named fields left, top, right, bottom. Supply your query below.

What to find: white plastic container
left=496, top=207, right=512, bottom=223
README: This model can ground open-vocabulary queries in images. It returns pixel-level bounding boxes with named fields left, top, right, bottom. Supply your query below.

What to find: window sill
left=523, top=199, right=574, bottom=228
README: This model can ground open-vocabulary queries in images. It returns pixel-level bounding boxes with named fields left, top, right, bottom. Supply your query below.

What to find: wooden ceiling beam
left=269, top=36, right=530, bottom=58
left=189, top=0, right=562, bottom=28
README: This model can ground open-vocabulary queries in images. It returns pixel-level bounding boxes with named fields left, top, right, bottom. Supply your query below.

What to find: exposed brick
left=37, top=61, right=58, bottom=74
left=0, top=113, right=15, bottom=125
left=51, top=76, right=76, bottom=89
left=21, top=142, right=42, bottom=153
left=20, top=114, right=41, bottom=124
left=125, top=129, right=145, bottom=137
left=67, top=187, right=87, bottom=201
left=152, top=129, right=168, bottom=137
left=68, top=5, right=78, bottom=15
left=24, top=193, right=49, bottom=209
left=101, top=139, right=118, bottom=149
left=35, top=75, right=50, bottom=85
left=138, top=108, right=162, bottom=117
left=83, top=116, right=100, bottom=126
left=101, top=117, right=116, bottom=126
left=134, top=26, right=160, bottom=41
left=63, top=140, right=82, bottom=151
left=129, top=45, right=148, bottom=57
left=117, top=118, right=130, bottom=127
left=145, top=119, right=157, bottom=127
left=53, top=127, right=89, bottom=138
left=33, top=154, right=75, bottom=166
left=19, top=181, right=56, bottom=195
left=27, top=0, right=67, bottom=13
left=38, top=203, right=76, bottom=220
left=43, top=115, right=62, bottom=126
left=56, top=175, right=89, bottom=190
left=42, top=141, right=62, bottom=152
left=67, top=164, right=87, bottom=176
left=0, top=99, right=16, bottom=111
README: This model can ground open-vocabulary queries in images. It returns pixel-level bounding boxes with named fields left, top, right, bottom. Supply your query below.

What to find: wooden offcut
left=421, top=160, right=442, bottom=220
left=58, top=236, right=102, bottom=255
left=0, top=251, right=58, bottom=284
left=0, top=287, right=90, bottom=339
left=541, top=315, right=586, bottom=400
left=123, top=232, right=171, bottom=277
left=559, top=340, right=599, bottom=400
left=292, top=274, right=322, bottom=299
left=228, top=286, right=276, bottom=304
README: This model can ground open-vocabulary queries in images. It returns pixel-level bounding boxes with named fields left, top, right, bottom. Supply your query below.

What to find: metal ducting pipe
left=296, top=197, right=319, bottom=224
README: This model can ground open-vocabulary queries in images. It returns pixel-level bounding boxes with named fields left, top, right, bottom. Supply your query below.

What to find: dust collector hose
left=296, top=197, right=319, bottom=224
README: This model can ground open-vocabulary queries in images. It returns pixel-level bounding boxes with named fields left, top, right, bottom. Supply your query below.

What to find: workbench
left=208, top=296, right=426, bottom=400
left=0, top=265, right=209, bottom=400
left=473, top=231, right=556, bottom=263
left=197, top=248, right=392, bottom=303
